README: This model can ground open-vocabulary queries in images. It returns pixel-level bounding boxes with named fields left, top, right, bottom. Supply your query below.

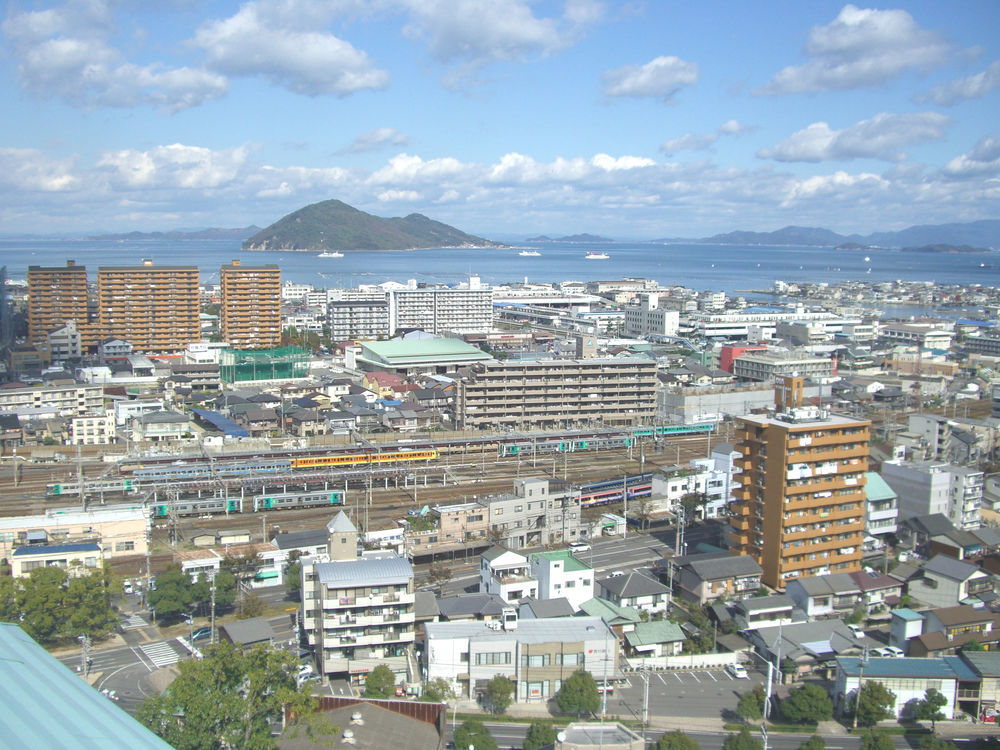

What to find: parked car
left=608, top=570, right=625, bottom=578
left=726, top=663, right=749, bottom=679
left=191, top=627, right=212, bottom=642
left=882, top=646, right=904, bottom=657
left=847, top=623, right=865, bottom=638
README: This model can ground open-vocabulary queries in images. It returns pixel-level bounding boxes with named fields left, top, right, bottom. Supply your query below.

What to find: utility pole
left=79, top=634, right=91, bottom=677
left=210, top=580, right=217, bottom=646
left=622, top=474, right=628, bottom=540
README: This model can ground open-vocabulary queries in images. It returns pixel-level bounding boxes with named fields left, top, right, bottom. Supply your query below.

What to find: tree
left=858, top=729, right=894, bottom=750
left=222, top=551, right=263, bottom=609
left=237, top=593, right=266, bottom=619
left=962, top=638, right=985, bottom=652
left=735, top=685, right=767, bottom=723
left=286, top=561, right=302, bottom=599
left=484, top=675, right=515, bottom=715
left=363, top=664, right=397, bottom=698
left=556, top=669, right=600, bottom=717
left=721, top=726, right=763, bottom=750
left=452, top=720, right=498, bottom=750
left=853, top=681, right=896, bottom=728
left=914, top=687, right=948, bottom=731
left=658, top=730, right=703, bottom=750
left=427, top=563, right=453, bottom=596
left=919, top=737, right=957, bottom=750
left=523, top=721, right=558, bottom=750
left=148, top=565, right=196, bottom=622
left=780, top=656, right=798, bottom=681
left=780, top=683, right=833, bottom=724
left=421, top=677, right=455, bottom=704
left=679, top=492, right=707, bottom=525
left=137, top=640, right=314, bottom=750
left=799, top=736, right=825, bottom=750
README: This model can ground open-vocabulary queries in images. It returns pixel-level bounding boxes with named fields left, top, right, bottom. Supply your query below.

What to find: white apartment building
left=681, top=309, right=861, bottom=340
left=528, top=550, right=594, bottom=611
left=880, top=460, right=983, bottom=530
left=649, top=456, right=734, bottom=520
left=863, top=472, right=899, bottom=547
left=878, top=322, right=954, bottom=350
left=0, top=504, right=150, bottom=562
left=47, top=321, right=82, bottom=360
left=732, top=351, right=836, bottom=382
left=68, top=412, right=116, bottom=446
left=388, top=280, right=493, bottom=334
left=327, top=300, right=389, bottom=340
left=0, top=383, right=104, bottom=417
left=624, top=294, right=680, bottom=338
left=281, top=281, right=313, bottom=300
left=480, top=547, right=538, bottom=603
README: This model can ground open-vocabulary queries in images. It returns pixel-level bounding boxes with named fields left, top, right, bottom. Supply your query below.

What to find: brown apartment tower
left=728, top=376, right=871, bottom=589
left=97, top=260, right=200, bottom=354
left=219, top=260, right=281, bottom=350
left=27, top=261, right=90, bottom=344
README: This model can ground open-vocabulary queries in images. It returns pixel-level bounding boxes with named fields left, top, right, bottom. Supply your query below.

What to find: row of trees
left=658, top=730, right=958, bottom=750
left=0, top=566, right=117, bottom=645
left=147, top=551, right=270, bottom=623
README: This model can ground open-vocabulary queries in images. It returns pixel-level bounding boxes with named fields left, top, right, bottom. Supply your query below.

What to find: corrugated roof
left=0, top=623, right=173, bottom=749
left=624, top=621, right=685, bottom=648
left=362, top=339, right=489, bottom=363
left=326, top=510, right=357, bottom=534
left=425, top=615, right=613, bottom=644
left=837, top=655, right=965, bottom=679
left=864, top=472, right=896, bottom=502
left=316, top=555, right=412, bottom=586
left=924, top=554, right=981, bottom=581
left=12, top=542, right=100, bottom=556
left=577, top=597, right=641, bottom=624
left=191, top=408, right=250, bottom=437
left=959, top=651, right=1000, bottom=677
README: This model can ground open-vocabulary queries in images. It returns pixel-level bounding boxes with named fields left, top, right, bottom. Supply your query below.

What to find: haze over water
left=1, top=238, right=997, bottom=298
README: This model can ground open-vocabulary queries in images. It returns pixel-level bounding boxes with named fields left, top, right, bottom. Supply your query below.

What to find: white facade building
left=480, top=547, right=538, bottom=603
left=880, top=460, right=983, bottom=530
left=528, top=550, right=594, bottom=611
left=624, top=294, right=680, bottom=338
left=388, top=280, right=493, bottom=334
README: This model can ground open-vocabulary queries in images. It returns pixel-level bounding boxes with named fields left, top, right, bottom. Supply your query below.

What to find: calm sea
left=1, top=238, right=997, bottom=297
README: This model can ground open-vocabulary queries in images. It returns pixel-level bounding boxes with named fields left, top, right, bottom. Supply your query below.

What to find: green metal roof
left=864, top=472, right=897, bottom=502
left=624, top=620, right=686, bottom=648
left=362, top=338, right=489, bottom=364
left=532, top=549, right=591, bottom=572
left=578, top=597, right=641, bottom=624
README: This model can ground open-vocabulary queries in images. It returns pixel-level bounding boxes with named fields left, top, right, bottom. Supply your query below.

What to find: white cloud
left=3, top=0, right=228, bottom=112
left=96, top=144, right=251, bottom=188
left=0, top=148, right=80, bottom=191
left=943, top=136, right=1000, bottom=178
left=368, top=153, right=472, bottom=184
left=341, top=128, right=410, bottom=154
left=758, top=4, right=951, bottom=95
left=602, top=55, right=698, bottom=101
left=759, top=112, right=950, bottom=162
left=377, top=189, right=421, bottom=202
left=919, top=60, right=1000, bottom=106
left=194, top=0, right=389, bottom=96
left=661, top=120, right=755, bottom=155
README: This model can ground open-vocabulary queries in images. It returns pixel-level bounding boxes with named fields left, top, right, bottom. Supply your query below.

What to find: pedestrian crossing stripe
left=140, top=641, right=181, bottom=668
left=121, top=614, right=147, bottom=630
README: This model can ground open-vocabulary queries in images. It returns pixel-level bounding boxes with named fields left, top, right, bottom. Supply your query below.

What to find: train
left=152, top=489, right=344, bottom=517
left=498, top=423, right=714, bottom=458
left=578, top=473, right=653, bottom=507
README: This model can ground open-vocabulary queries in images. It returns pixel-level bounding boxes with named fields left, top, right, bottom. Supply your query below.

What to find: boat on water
left=318, top=251, right=344, bottom=258
left=585, top=251, right=610, bottom=260
left=519, top=250, right=541, bottom=257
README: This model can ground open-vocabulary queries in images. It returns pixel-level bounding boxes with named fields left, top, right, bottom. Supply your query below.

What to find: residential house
left=834, top=655, right=967, bottom=720
left=929, top=528, right=987, bottom=561
left=596, top=573, right=669, bottom=615
left=848, top=569, right=904, bottom=612
left=786, top=573, right=861, bottom=619
left=959, top=651, right=1000, bottom=723
left=287, top=409, right=327, bottom=438
left=732, top=594, right=803, bottom=632
left=908, top=555, right=994, bottom=609
left=220, top=617, right=275, bottom=648
left=749, top=619, right=862, bottom=680
left=479, top=547, right=538, bottom=603
left=908, top=605, right=1000, bottom=657
left=577, top=598, right=642, bottom=639
left=436, top=593, right=513, bottom=623
left=518, top=598, right=575, bottom=620
left=667, top=551, right=763, bottom=605
left=131, top=410, right=192, bottom=442
left=480, top=478, right=588, bottom=550
left=624, top=621, right=686, bottom=659
left=863, top=471, right=899, bottom=548
left=529, top=550, right=594, bottom=611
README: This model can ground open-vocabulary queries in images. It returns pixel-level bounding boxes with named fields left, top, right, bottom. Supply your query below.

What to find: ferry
left=318, top=251, right=344, bottom=258
left=518, top=250, right=541, bottom=257
left=585, top=251, right=610, bottom=260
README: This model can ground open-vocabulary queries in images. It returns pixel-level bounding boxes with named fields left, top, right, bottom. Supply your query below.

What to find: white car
left=847, top=623, right=865, bottom=638
left=569, top=542, right=591, bottom=553
left=881, top=646, right=904, bottom=657
left=726, top=663, right=749, bottom=679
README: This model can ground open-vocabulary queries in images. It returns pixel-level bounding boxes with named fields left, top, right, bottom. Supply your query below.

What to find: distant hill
left=903, top=243, right=990, bottom=254
left=660, top=220, right=1000, bottom=249
left=243, top=200, right=502, bottom=252
left=528, top=233, right=613, bottom=243
left=88, top=226, right=260, bottom=241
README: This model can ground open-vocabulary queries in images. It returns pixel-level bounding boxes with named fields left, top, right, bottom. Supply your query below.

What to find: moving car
left=726, top=663, right=749, bottom=679
left=191, top=626, right=212, bottom=642
left=569, top=541, right=591, bottom=553
left=847, top=623, right=865, bottom=638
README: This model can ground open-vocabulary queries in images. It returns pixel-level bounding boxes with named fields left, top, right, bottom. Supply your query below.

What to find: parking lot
left=603, top=667, right=768, bottom=721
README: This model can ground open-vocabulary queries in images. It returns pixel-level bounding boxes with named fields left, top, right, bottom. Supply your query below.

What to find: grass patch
left=846, top=725, right=931, bottom=736
left=722, top=722, right=818, bottom=734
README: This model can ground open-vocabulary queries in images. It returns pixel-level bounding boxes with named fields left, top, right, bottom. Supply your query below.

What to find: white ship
left=318, top=251, right=344, bottom=258
left=585, top=251, right=610, bottom=260
left=519, top=250, right=541, bottom=257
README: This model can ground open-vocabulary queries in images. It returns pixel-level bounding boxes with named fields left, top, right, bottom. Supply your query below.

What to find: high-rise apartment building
left=97, top=260, right=199, bottom=354
left=387, top=278, right=493, bottom=334
left=729, top=377, right=870, bottom=589
left=219, top=260, right=281, bottom=349
left=27, top=261, right=90, bottom=345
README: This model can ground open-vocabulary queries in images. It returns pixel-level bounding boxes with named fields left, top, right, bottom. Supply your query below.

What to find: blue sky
left=1, top=1, right=998, bottom=239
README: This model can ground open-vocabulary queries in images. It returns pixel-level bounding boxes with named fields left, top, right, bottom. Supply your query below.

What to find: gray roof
left=0, top=623, right=173, bottom=749
left=789, top=572, right=860, bottom=597
left=923, top=554, right=983, bottom=582
left=327, top=510, right=357, bottom=534
left=736, top=593, right=796, bottom=614
left=753, top=619, right=861, bottom=661
left=278, top=700, right=442, bottom=750
left=481, top=545, right=515, bottom=562
left=597, top=572, right=668, bottom=598
left=413, top=591, right=440, bottom=619
left=904, top=513, right=956, bottom=537
left=436, top=593, right=508, bottom=619
left=272, top=528, right=328, bottom=551
left=220, top=616, right=275, bottom=645
left=972, top=527, right=1000, bottom=548
left=519, top=597, right=575, bottom=618
left=686, top=554, right=762, bottom=581
left=425, top=615, right=613, bottom=644
left=316, top=555, right=413, bottom=587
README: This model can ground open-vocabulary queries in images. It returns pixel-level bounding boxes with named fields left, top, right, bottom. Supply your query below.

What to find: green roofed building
left=219, top=346, right=309, bottom=384
left=349, top=337, right=492, bottom=376
left=864, top=470, right=899, bottom=543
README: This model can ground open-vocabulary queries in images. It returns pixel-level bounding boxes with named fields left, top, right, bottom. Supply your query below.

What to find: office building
left=97, top=260, right=200, bottom=354
left=219, top=260, right=281, bottom=350
left=732, top=351, right=836, bottom=382
left=456, top=358, right=657, bottom=429
left=27, top=260, right=93, bottom=347
left=729, top=376, right=870, bottom=588
left=624, top=294, right=680, bottom=338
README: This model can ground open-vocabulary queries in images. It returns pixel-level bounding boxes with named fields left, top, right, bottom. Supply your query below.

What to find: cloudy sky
left=2, top=0, right=998, bottom=239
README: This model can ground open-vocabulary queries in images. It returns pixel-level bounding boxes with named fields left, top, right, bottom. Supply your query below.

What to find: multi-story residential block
left=863, top=472, right=899, bottom=545
left=0, top=383, right=103, bottom=416
left=219, top=260, right=280, bottom=350
left=388, top=280, right=493, bottom=334
left=732, top=351, right=836, bottom=382
left=327, top=300, right=389, bottom=340
left=624, top=294, right=679, bottom=338
left=97, top=260, right=200, bottom=354
left=479, top=478, right=588, bottom=549
left=423, top=616, right=618, bottom=702
left=27, top=260, right=90, bottom=345
left=46, top=320, right=82, bottom=360
left=480, top=547, right=538, bottom=603
left=68, top=412, right=116, bottom=445
left=528, top=550, right=594, bottom=611
left=0, top=504, right=150, bottom=563
left=456, top=358, right=657, bottom=430
left=878, top=321, right=954, bottom=350
left=301, top=512, right=415, bottom=682
left=728, top=377, right=870, bottom=588
left=880, top=460, right=983, bottom=530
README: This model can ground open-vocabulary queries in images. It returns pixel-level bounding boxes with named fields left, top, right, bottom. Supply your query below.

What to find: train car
left=252, top=491, right=344, bottom=512
left=134, top=458, right=292, bottom=482
left=290, top=449, right=438, bottom=469
left=578, top=483, right=652, bottom=507
left=152, top=497, right=244, bottom=517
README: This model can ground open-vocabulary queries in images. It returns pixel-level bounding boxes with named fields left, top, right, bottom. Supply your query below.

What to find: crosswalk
left=139, top=641, right=182, bottom=668
left=120, top=613, right=147, bottom=630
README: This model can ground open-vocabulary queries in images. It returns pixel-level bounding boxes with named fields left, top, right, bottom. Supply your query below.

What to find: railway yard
left=0, top=425, right=724, bottom=574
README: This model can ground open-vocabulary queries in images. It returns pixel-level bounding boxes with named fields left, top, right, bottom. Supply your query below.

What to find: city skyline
left=2, top=1, right=999, bottom=238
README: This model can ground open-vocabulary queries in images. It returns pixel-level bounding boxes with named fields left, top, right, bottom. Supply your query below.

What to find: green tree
left=658, top=729, right=703, bottom=750
left=961, top=639, right=985, bottom=652
left=427, top=563, right=453, bottom=596
left=780, top=683, right=833, bottom=724
left=363, top=664, right=397, bottom=698
left=721, top=726, right=763, bottom=750
left=523, top=721, right=558, bottom=750
left=799, top=736, right=825, bottom=750
left=556, top=669, right=600, bottom=717
left=137, top=640, right=314, bottom=750
left=852, top=681, right=896, bottom=728
left=212, top=569, right=237, bottom=610
left=845, top=605, right=867, bottom=625
left=780, top=656, right=798, bottom=680
left=238, top=593, right=266, bottom=619
left=0, top=575, right=17, bottom=622
left=452, top=720, right=498, bottom=750
left=735, top=685, right=767, bottom=722
left=914, top=687, right=948, bottom=730
left=485, top=675, right=515, bottom=715
left=919, top=737, right=957, bottom=750
left=421, top=677, right=455, bottom=704
left=286, top=561, right=302, bottom=599
left=858, top=729, right=894, bottom=750
left=18, top=566, right=70, bottom=643
left=63, top=572, right=117, bottom=639
left=148, top=565, right=196, bottom=622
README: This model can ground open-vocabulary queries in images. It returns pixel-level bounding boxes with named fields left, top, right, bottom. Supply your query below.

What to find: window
left=475, top=651, right=512, bottom=665
left=522, top=654, right=550, bottom=667
left=114, top=541, right=135, bottom=552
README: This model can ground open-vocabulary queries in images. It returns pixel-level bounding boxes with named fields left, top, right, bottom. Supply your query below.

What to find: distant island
left=242, top=199, right=503, bottom=253
left=527, top=233, right=614, bottom=243
left=904, top=243, right=990, bottom=254
left=89, top=227, right=260, bottom=241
